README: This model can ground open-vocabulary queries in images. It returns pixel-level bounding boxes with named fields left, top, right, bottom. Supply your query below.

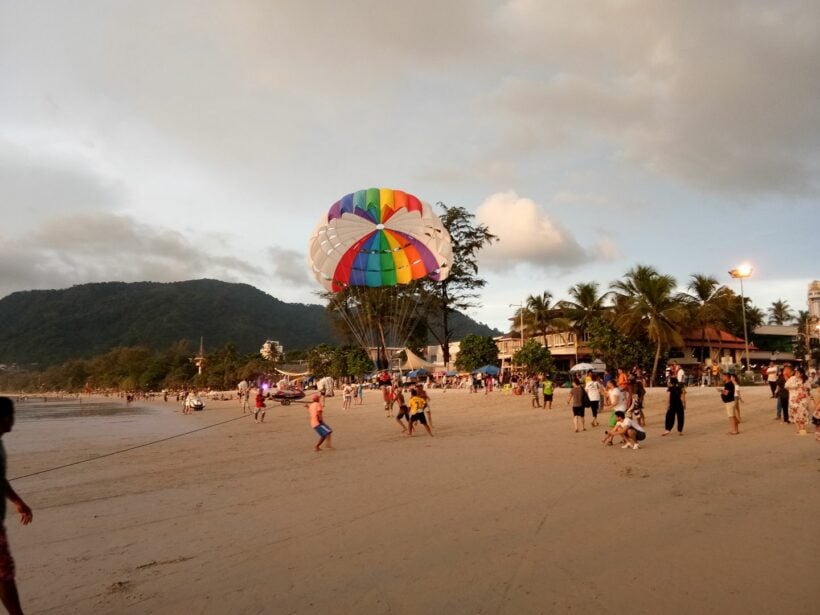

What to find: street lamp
left=509, top=302, right=525, bottom=350
left=729, top=264, right=753, bottom=373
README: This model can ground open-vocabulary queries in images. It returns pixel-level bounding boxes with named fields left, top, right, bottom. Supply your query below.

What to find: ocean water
left=11, top=397, right=145, bottom=421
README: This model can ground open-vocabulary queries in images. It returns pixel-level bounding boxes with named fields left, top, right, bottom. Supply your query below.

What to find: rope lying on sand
left=10, top=413, right=252, bottom=482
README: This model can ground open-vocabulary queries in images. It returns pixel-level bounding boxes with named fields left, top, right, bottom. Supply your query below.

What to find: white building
left=808, top=280, right=820, bottom=320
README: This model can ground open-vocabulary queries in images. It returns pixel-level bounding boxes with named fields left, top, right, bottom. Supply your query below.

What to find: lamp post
left=509, top=302, right=525, bottom=350
left=729, top=264, right=753, bottom=374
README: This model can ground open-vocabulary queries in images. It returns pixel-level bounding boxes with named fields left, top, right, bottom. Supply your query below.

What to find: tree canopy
left=455, top=334, right=499, bottom=372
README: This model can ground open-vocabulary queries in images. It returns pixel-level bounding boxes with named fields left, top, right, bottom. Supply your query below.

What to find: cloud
left=486, top=1, right=820, bottom=198
left=268, top=246, right=312, bottom=288
left=0, top=212, right=264, bottom=298
left=475, top=191, right=614, bottom=270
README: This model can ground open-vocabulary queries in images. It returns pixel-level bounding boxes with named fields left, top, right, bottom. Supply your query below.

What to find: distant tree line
left=0, top=339, right=380, bottom=393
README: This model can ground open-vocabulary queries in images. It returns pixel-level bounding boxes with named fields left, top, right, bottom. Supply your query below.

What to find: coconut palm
left=679, top=274, right=733, bottom=361
left=611, top=265, right=687, bottom=385
left=559, top=282, right=610, bottom=335
left=767, top=300, right=795, bottom=325
left=526, top=291, right=569, bottom=344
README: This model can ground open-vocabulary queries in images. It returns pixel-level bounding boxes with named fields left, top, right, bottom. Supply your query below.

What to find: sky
left=1, top=0, right=818, bottom=332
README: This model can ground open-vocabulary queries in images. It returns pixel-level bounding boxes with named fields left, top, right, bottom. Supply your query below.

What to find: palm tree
left=679, top=274, right=732, bottom=362
left=767, top=300, right=795, bottom=325
left=559, top=282, right=610, bottom=335
left=559, top=282, right=610, bottom=362
left=611, top=265, right=687, bottom=385
left=525, top=291, right=568, bottom=345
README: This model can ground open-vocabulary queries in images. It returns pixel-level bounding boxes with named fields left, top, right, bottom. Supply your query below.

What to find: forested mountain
left=0, top=280, right=500, bottom=366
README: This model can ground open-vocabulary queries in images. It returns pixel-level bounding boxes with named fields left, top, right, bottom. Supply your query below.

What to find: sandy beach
left=3, top=385, right=819, bottom=614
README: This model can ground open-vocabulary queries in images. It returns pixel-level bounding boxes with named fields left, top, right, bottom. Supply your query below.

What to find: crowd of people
left=229, top=360, right=820, bottom=452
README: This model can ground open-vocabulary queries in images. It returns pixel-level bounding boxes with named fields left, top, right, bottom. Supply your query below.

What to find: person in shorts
left=543, top=376, right=554, bottom=409
left=407, top=389, right=433, bottom=437
left=254, top=389, right=266, bottom=423
left=567, top=378, right=586, bottom=432
left=307, top=394, right=333, bottom=451
left=602, top=410, right=646, bottom=449
left=395, top=387, right=410, bottom=432
left=0, top=397, right=33, bottom=615
left=720, top=372, right=739, bottom=435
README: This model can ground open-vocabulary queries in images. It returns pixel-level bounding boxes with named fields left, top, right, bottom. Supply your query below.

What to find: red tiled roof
left=682, top=327, right=756, bottom=350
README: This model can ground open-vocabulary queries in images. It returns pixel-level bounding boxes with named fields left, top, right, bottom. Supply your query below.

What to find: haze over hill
left=0, top=280, right=500, bottom=366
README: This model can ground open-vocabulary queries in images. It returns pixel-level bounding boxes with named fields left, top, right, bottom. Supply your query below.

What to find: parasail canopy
left=309, top=188, right=452, bottom=292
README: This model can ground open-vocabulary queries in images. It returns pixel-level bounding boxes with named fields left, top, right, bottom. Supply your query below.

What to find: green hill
left=0, top=280, right=500, bottom=366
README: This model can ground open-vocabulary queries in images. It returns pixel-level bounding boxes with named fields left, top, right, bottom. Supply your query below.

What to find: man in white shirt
left=602, top=410, right=646, bottom=449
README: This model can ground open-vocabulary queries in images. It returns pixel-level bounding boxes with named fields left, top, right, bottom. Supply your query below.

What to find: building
left=750, top=324, right=799, bottom=365
left=809, top=280, right=820, bottom=320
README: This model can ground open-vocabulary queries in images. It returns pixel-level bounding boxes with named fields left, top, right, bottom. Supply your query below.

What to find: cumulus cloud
left=475, top=191, right=615, bottom=271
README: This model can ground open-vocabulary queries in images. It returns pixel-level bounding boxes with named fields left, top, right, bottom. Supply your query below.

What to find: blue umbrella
left=408, top=368, right=430, bottom=378
left=474, top=364, right=500, bottom=375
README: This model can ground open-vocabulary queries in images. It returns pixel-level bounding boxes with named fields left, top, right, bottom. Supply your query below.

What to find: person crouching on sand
left=407, top=389, right=433, bottom=437
left=308, top=394, right=333, bottom=451
left=602, top=410, right=646, bottom=449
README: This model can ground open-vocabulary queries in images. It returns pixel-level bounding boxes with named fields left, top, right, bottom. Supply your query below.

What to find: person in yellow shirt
left=407, top=389, right=433, bottom=437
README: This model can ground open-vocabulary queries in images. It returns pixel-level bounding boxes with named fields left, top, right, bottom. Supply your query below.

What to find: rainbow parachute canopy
left=309, top=188, right=452, bottom=292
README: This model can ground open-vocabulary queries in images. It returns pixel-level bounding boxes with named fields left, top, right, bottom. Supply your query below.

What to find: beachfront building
left=496, top=328, right=594, bottom=373
left=749, top=324, right=799, bottom=366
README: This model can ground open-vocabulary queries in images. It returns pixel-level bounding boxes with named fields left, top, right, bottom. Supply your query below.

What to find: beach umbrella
left=474, top=364, right=500, bottom=375
left=570, top=362, right=606, bottom=373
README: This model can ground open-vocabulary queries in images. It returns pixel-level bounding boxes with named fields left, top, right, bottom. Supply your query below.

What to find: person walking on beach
left=767, top=365, right=778, bottom=397
left=407, top=389, right=433, bottom=437
left=531, top=375, right=542, bottom=408
left=0, top=398, right=33, bottom=615
left=541, top=376, right=554, bottom=409
left=567, top=378, right=586, bottom=432
left=720, top=373, right=739, bottom=435
left=585, top=373, right=604, bottom=427
left=308, top=394, right=333, bottom=451
left=774, top=367, right=789, bottom=422
left=662, top=377, right=686, bottom=436
left=731, top=373, right=742, bottom=423
left=785, top=367, right=812, bottom=436
left=254, top=390, right=266, bottom=423
left=342, top=383, right=353, bottom=411
left=395, top=387, right=410, bottom=432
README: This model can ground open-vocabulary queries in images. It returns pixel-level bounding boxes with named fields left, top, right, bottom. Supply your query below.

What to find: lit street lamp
left=729, top=264, right=753, bottom=373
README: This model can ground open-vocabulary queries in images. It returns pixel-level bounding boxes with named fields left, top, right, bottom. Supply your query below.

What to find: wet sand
left=4, top=386, right=819, bottom=614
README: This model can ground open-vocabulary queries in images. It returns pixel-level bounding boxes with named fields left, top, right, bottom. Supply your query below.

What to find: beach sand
left=4, top=386, right=819, bottom=614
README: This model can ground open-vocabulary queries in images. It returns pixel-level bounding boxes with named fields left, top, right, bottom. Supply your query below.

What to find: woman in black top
left=663, top=377, right=686, bottom=435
